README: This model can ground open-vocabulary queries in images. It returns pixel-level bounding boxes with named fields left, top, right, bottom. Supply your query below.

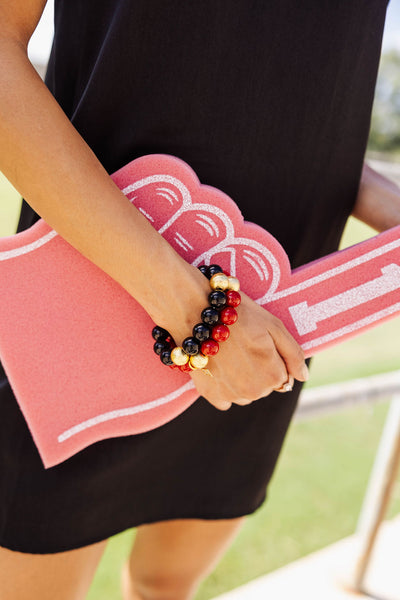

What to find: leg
left=121, top=516, right=246, bottom=600
left=0, top=538, right=108, bottom=600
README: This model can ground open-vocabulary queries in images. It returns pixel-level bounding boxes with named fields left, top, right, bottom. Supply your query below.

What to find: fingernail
left=301, top=364, right=309, bottom=381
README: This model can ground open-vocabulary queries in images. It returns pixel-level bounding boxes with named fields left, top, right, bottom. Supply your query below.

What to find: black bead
left=208, top=290, right=227, bottom=310
left=182, top=336, right=200, bottom=356
left=198, top=265, right=209, bottom=278
left=160, top=349, right=174, bottom=366
left=192, top=322, right=211, bottom=342
left=153, top=340, right=169, bottom=355
left=208, top=264, right=224, bottom=277
left=201, top=306, right=220, bottom=326
left=152, top=325, right=170, bottom=341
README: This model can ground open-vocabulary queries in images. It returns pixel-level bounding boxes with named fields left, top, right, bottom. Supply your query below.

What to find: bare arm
left=0, top=1, right=209, bottom=332
left=352, top=162, right=400, bottom=232
left=0, top=1, right=308, bottom=409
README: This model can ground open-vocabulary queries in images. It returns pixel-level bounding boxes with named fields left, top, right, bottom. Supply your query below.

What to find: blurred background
left=1, top=2, right=400, bottom=599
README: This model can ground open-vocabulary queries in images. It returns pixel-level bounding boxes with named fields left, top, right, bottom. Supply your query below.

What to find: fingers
left=268, top=318, right=309, bottom=382
left=228, top=344, right=289, bottom=403
left=188, top=310, right=308, bottom=410
left=191, top=335, right=292, bottom=408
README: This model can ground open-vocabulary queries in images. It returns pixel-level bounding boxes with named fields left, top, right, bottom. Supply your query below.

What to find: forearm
left=352, top=161, right=400, bottom=232
left=0, top=36, right=209, bottom=337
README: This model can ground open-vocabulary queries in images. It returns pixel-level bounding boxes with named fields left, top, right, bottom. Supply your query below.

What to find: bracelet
left=151, top=264, right=241, bottom=376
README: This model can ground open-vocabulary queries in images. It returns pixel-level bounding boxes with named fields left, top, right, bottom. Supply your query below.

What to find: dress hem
left=0, top=492, right=267, bottom=554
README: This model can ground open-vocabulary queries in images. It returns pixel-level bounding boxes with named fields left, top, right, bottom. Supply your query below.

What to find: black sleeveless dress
left=0, top=0, right=388, bottom=553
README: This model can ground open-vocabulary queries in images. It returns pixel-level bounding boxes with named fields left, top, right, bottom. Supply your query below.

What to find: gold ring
left=275, top=374, right=294, bottom=393
left=202, top=368, right=214, bottom=377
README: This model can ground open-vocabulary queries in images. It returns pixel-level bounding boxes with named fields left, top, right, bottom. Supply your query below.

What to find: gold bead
left=170, top=346, right=189, bottom=366
left=210, top=273, right=229, bottom=291
left=227, top=276, right=240, bottom=291
left=189, top=353, right=209, bottom=369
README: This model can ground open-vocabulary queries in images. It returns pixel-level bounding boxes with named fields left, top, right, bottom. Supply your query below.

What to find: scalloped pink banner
left=1, top=153, right=399, bottom=467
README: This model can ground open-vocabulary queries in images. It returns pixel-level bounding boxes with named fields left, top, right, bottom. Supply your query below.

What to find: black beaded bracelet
left=151, top=264, right=241, bottom=375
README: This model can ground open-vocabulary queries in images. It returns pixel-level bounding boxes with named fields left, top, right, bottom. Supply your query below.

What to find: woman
left=0, top=2, right=397, bottom=599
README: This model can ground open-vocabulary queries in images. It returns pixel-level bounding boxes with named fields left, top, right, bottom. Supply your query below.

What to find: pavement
left=211, top=515, right=400, bottom=600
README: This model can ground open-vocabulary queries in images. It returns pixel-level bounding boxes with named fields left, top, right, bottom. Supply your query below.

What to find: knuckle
left=263, top=335, right=277, bottom=353
left=234, top=398, right=254, bottom=406
left=289, top=349, right=305, bottom=369
left=267, top=314, right=283, bottom=329
left=294, top=346, right=305, bottom=363
left=214, top=400, right=232, bottom=411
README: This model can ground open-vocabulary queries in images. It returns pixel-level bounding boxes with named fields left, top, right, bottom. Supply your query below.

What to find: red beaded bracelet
left=151, top=265, right=241, bottom=375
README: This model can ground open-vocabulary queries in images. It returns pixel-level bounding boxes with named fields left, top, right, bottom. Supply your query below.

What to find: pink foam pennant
left=1, top=153, right=399, bottom=468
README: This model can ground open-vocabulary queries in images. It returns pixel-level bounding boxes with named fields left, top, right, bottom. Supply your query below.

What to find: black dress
left=0, top=0, right=388, bottom=553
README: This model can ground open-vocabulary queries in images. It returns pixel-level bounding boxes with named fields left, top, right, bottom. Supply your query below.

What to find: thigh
left=123, top=517, right=246, bottom=600
left=0, top=539, right=108, bottom=600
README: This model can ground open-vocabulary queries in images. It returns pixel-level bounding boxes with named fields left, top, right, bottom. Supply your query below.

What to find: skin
left=0, top=2, right=399, bottom=599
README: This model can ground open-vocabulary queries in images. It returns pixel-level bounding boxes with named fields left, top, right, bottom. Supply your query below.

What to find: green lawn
left=1, top=174, right=399, bottom=599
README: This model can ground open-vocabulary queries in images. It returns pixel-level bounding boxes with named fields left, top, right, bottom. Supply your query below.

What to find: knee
left=123, top=561, right=198, bottom=600
left=132, top=580, right=195, bottom=600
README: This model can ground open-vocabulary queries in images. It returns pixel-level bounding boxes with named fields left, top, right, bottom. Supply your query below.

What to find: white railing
left=297, top=370, right=400, bottom=594
left=296, top=369, right=400, bottom=420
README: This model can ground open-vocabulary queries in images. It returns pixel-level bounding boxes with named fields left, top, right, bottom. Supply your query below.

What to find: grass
left=1, top=174, right=399, bottom=599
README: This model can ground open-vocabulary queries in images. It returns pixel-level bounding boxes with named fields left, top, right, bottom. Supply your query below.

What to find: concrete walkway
left=212, top=516, right=400, bottom=600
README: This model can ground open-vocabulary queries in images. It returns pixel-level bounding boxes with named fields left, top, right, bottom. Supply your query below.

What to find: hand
left=188, top=290, right=309, bottom=411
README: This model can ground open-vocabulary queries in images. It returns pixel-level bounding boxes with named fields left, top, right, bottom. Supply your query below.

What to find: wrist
left=152, top=266, right=242, bottom=373
left=144, top=257, right=212, bottom=346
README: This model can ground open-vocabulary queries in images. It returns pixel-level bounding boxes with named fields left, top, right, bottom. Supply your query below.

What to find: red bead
left=179, top=363, right=192, bottom=373
left=201, top=339, right=219, bottom=356
left=220, top=307, right=238, bottom=325
left=165, top=336, right=176, bottom=348
left=223, top=271, right=231, bottom=277
left=226, top=290, right=241, bottom=307
left=212, top=324, right=230, bottom=342
left=169, top=364, right=180, bottom=370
